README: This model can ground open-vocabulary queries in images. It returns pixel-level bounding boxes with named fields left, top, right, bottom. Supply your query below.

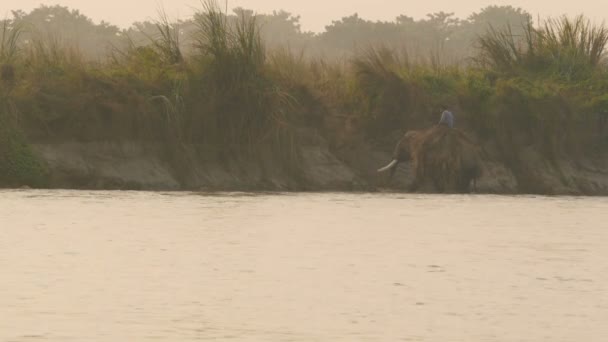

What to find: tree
left=319, top=14, right=402, bottom=57
left=256, top=10, right=313, bottom=51
left=468, top=5, right=532, bottom=30
left=11, top=5, right=122, bottom=59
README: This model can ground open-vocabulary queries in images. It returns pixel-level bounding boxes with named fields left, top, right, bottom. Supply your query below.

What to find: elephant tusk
left=377, top=159, right=398, bottom=172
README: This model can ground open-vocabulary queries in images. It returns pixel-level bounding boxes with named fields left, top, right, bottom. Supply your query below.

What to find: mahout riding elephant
left=378, top=126, right=483, bottom=193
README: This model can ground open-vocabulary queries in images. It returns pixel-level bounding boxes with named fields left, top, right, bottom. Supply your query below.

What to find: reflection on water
left=1, top=191, right=608, bottom=341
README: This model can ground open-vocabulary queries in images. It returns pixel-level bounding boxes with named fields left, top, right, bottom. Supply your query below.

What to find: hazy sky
left=1, top=0, right=607, bottom=32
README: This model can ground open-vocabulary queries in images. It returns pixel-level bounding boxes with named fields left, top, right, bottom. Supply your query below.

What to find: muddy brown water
left=1, top=190, right=607, bottom=341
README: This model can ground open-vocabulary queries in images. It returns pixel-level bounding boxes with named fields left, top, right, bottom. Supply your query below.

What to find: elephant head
left=377, top=130, right=420, bottom=178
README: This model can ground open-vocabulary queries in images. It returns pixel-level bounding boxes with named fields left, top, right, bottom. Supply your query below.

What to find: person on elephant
left=438, top=105, right=454, bottom=128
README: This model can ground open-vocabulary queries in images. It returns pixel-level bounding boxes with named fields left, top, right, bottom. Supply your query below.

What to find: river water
left=1, top=190, right=607, bottom=341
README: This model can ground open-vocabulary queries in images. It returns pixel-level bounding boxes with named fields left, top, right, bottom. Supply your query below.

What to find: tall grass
left=351, top=46, right=410, bottom=133
left=349, top=46, right=465, bottom=139
left=470, top=16, right=608, bottom=157
left=2, top=7, right=608, bottom=189
left=1, top=20, right=50, bottom=187
left=1, top=19, right=23, bottom=138
left=109, top=8, right=185, bottom=82
left=1, top=20, right=24, bottom=86
left=24, top=35, right=86, bottom=74
left=151, top=9, right=184, bottom=65
left=0, top=20, right=22, bottom=63
left=191, top=0, right=297, bottom=158
left=477, top=16, right=608, bottom=79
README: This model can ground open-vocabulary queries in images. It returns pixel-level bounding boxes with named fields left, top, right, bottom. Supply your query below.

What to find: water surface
left=1, top=191, right=607, bottom=341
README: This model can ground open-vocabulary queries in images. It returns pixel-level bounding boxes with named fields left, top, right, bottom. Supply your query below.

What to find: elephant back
left=410, top=126, right=482, bottom=193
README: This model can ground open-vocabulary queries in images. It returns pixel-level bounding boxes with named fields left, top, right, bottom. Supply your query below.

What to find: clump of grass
left=23, top=34, right=86, bottom=78
left=1, top=19, right=23, bottom=86
left=351, top=46, right=411, bottom=135
left=191, top=0, right=297, bottom=158
left=1, top=19, right=22, bottom=63
left=116, top=9, right=188, bottom=144
left=151, top=9, right=184, bottom=65
left=108, top=8, right=186, bottom=85
left=353, top=46, right=405, bottom=99
left=455, top=69, right=495, bottom=137
left=1, top=20, right=49, bottom=187
left=477, top=16, right=608, bottom=80
left=268, top=47, right=310, bottom=88
left=8, top=35, right=175, bottom=142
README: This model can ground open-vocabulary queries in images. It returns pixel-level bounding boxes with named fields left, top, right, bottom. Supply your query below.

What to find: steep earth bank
left=21, top=127, right=608, bottom=195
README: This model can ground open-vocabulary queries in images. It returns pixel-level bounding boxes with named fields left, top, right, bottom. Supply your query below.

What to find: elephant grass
left=340, top=39, right=607, bottom=159
left=191, top=0, right=299, bottom=161
left=1, top=20, right=22, bottom=63
left=476, top=15, right=608, bottom=80
left=5, top=1, right=302, bottom=171
left=1, top=8, right=607, bottom=188
left=1, top=20, right=23, bottom=86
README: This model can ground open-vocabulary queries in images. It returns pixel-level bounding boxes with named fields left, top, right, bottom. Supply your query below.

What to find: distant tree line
left=1, top=4, right=532, bottom=63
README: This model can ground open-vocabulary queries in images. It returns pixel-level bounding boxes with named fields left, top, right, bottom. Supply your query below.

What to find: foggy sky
left=1, top=0, right=607, bottom=32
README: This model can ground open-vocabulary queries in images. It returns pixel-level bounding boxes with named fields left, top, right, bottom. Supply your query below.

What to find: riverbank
left=2, top=9, right=608, bottom=194
left=18, top=132, right=608, bottom=195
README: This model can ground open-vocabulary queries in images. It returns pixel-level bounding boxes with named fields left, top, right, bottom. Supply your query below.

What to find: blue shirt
left=439, top=110, right=454, bottom=128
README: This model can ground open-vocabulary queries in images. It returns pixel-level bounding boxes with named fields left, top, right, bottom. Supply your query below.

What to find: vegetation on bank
left=1, top=1, right=608, bottom=188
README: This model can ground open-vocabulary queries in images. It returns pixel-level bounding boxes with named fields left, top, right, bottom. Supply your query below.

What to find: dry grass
left=476, top=16, right=608, bottom=79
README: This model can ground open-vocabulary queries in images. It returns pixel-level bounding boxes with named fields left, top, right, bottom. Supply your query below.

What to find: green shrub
left=0, top=117, right=49, bottom=188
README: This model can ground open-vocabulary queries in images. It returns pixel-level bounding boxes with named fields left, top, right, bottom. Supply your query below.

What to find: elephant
left=378, top=125, right=483, bottom=193
left=377, top=130, right=421, bottom=178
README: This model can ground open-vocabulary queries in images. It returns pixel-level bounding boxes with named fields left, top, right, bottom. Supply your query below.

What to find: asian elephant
left=377, top=126, right=483, bottom=193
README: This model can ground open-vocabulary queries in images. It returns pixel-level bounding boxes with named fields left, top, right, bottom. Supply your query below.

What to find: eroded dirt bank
left=27, top=127, right=608, bottom=195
